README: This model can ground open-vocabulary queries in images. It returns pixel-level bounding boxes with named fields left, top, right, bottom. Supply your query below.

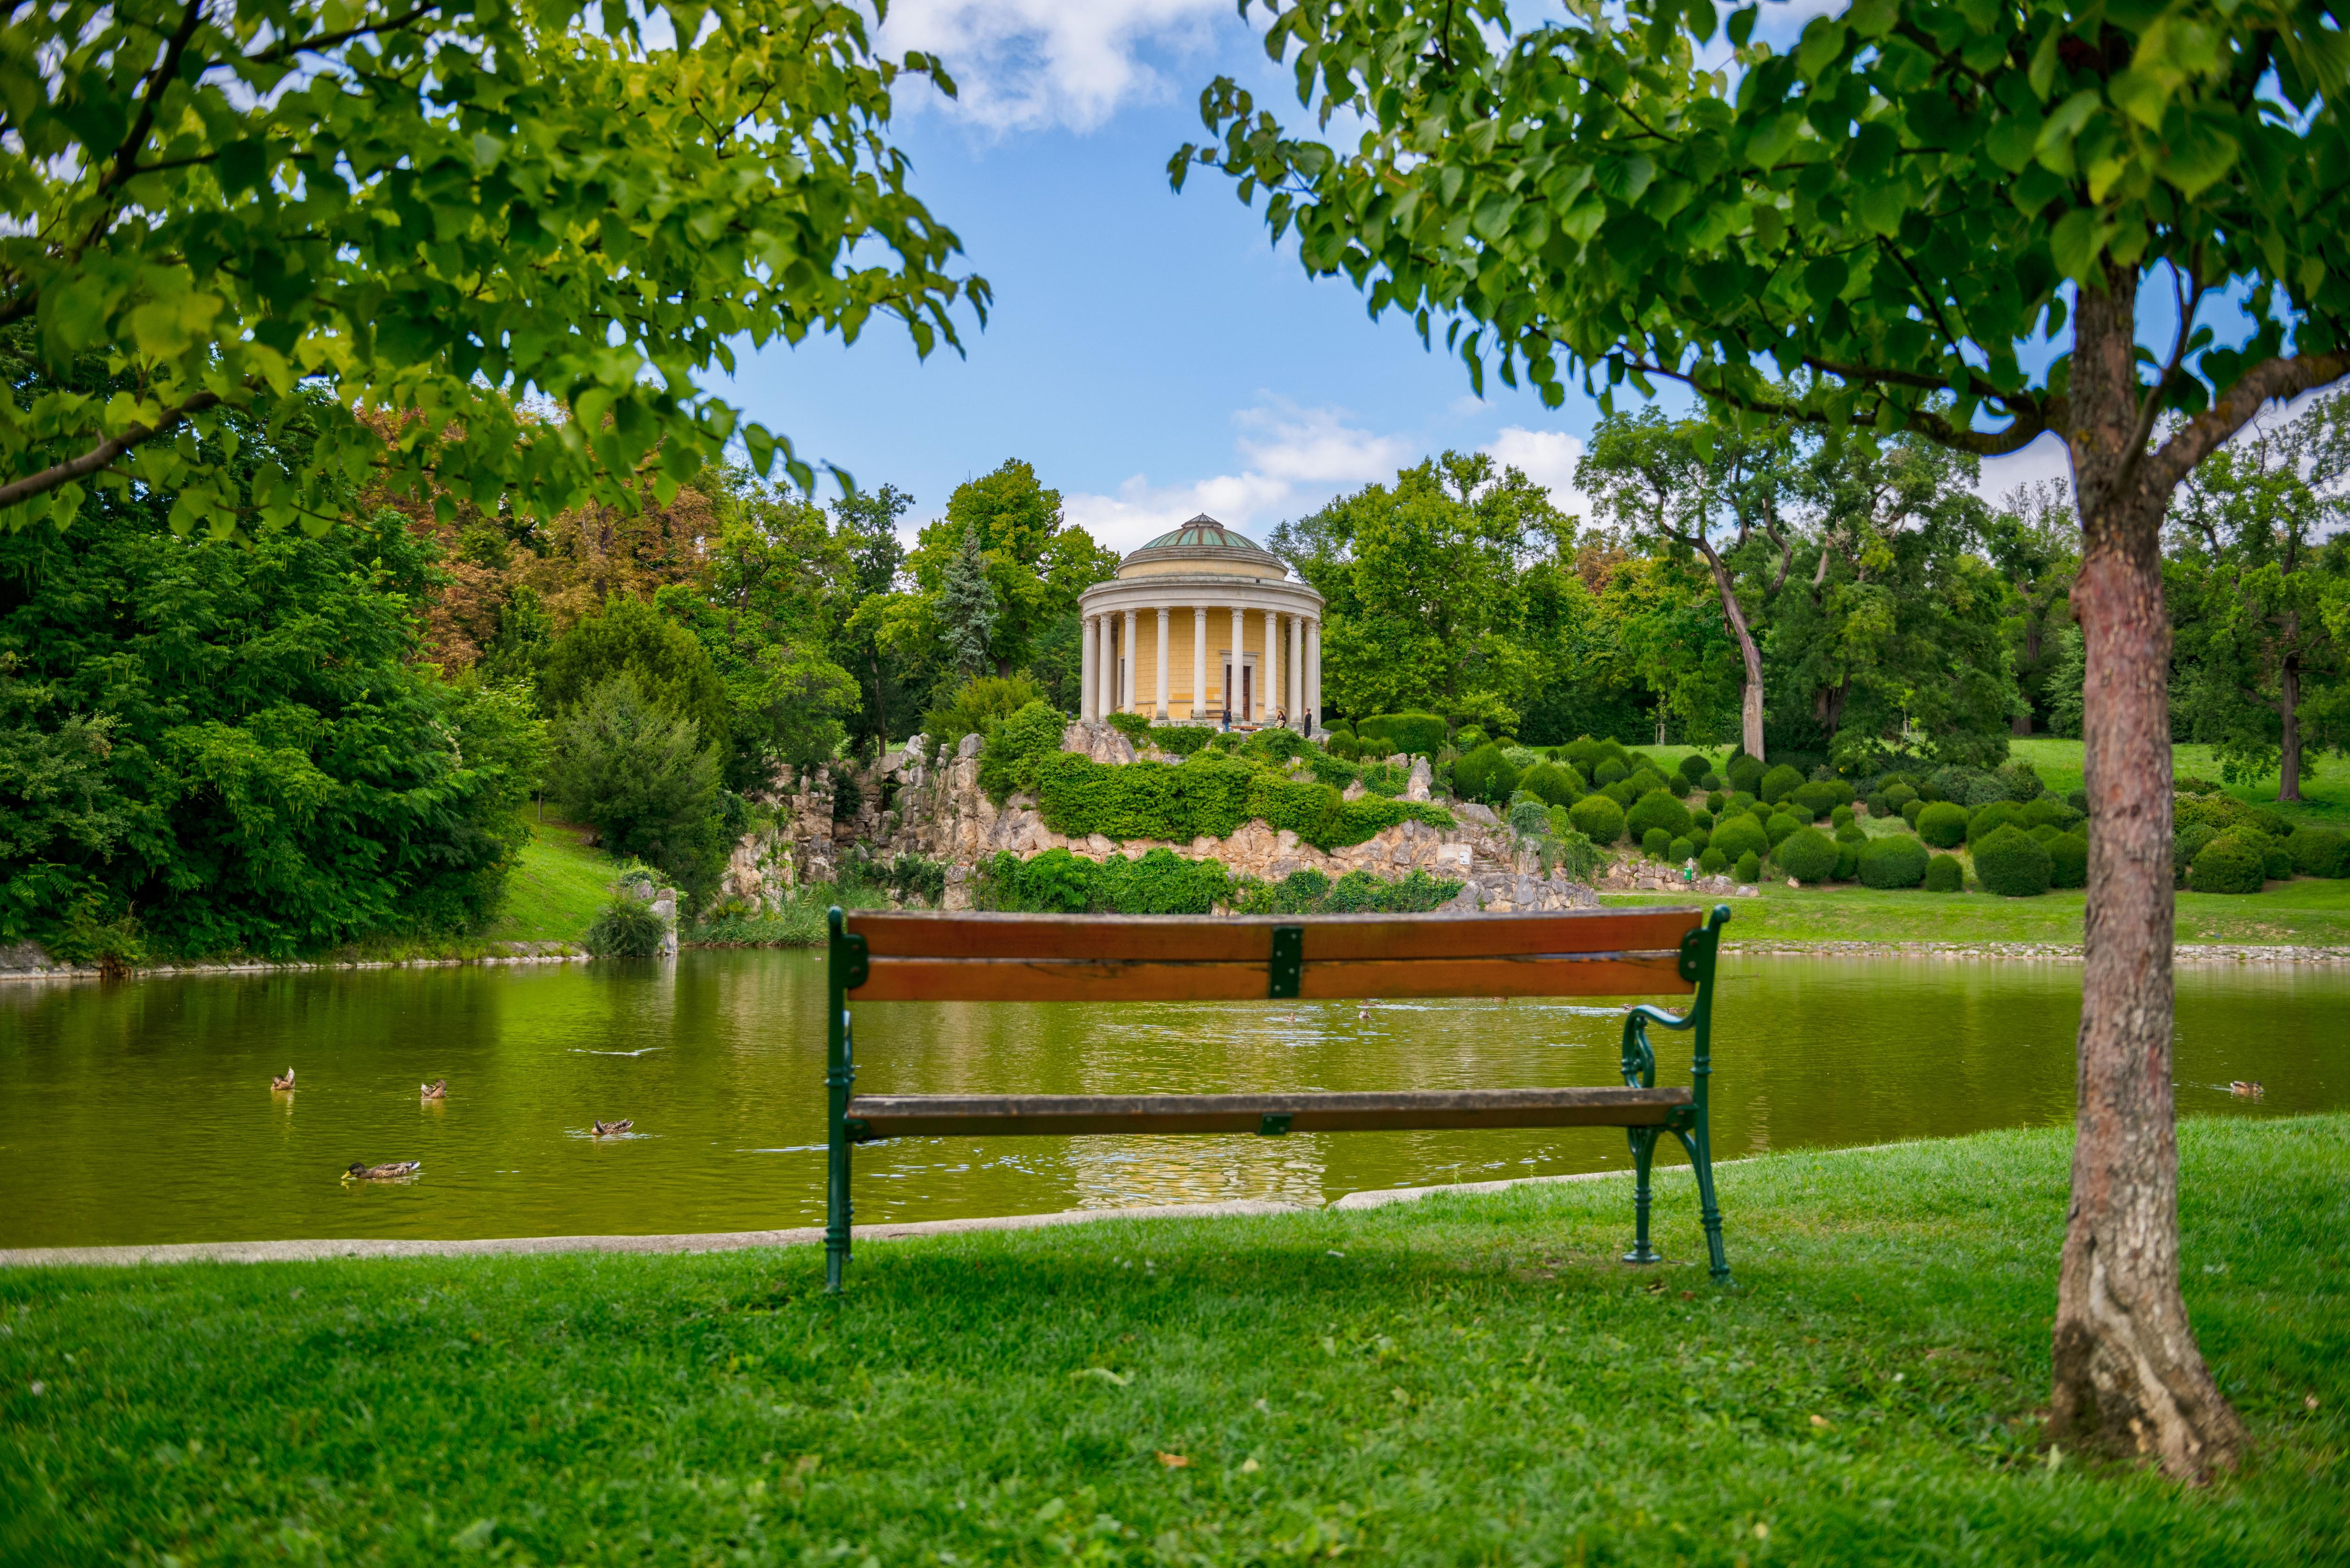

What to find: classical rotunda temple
left=1075, top=516, right=1325, bottom=728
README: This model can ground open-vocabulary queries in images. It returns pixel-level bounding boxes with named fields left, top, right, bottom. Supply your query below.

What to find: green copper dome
left=1140, top=517, right=1268, bottom=552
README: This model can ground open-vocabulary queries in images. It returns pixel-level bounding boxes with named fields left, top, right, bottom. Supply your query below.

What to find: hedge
left=1030, top=753, right=1451, bottom=851
left=1643, top=827, right=1672, bottom=860
left=2173, top=823, right=2219, bottom=886
left=2048, top=832, right=2088, bottom=888
left=1233, top=866, right=1464, bottom=915
left=1733, top=850, right=1761, bottom=883
left=1758, top=763, right=1805, bottom=803
left=2187, top=832, right=2267, bottom=895
left=1592, top=758, right=1630, bottom=786
left=1917, top=800, right=1970, bottom=848
left=1725, top=754, right=1767, bottom=796
left=1625, top=788, right=1692, bottom=842
left=1698, top=846, right=1728, bottom=874
left=1973, top=824, right=2052, bottom=897
left=1708, top=814, right=1770, bottom=862
left=1355, top=712, right=1448, bottom=757
left=978, top=700, right=1071, bottom=804
left=1763, top=812, right=1803, bottom=848
left=1923, top=854, right=1965, bottom=891
left=1791, top=779, right=1841, bottom=819
left=1775, top=826, right=1839, bottom=883
left=1965, top=800, right=2021, bottom=844
left=1520, top=761, right=1583, bottom=806
left=1568, top=792, right=1628, bottom=845
left=1677, top=753, right=1712, bottom=785
left=2289, top=826, right=2349, bottom=878
left=1451, top=744, right=1520, bottom=805
left=1858, top=834, right=1930, bottom=888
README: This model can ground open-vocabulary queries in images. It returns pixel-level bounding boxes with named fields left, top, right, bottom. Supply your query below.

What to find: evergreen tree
left=940, top=524, right=1000, bottom=683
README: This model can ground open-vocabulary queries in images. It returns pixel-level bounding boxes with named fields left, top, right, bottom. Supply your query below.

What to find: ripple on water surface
left=0, top=950, right=2340, bottom=1247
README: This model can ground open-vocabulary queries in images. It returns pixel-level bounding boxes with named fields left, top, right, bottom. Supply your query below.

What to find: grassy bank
left=1605, top=878, right=2350, bottom=948
left=482, top=822, right=627, bottom=946
left=5, top=1117, right=2343, bottom=1564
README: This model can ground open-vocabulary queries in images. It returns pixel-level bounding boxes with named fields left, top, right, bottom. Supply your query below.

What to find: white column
left=1286, top=612, right=1302, bottom=728
left=1154, top=606, right=1171, bottom=719
left=1192, top=608, right=1206, bottom=724
left=1261, top=609, right=1280, bottom=722
left=1307, top=619, right=1322, bottom=725
left=1096, top=613, right=1114, bottom=720
left=1230, top=604, right=1245, bottom=721
left=1080, top=614, right=1097, bottom=722
left=1122, top=609, right=1138, bottom=714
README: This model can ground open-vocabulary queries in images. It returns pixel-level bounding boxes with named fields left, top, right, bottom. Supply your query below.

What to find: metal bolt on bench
left=824, top=904, right=1734, bottom=1293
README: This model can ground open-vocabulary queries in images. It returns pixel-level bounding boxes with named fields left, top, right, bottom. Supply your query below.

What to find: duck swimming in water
left=343, top=1160, right=421, bottom=1181
left=271, top=1067, right=296, bottom=1092
left=592, top=1119, right=633, bottom=1136
left=2230, top=1080, right=2264, bottom=1098
left=420, top=1078, right=447, bottom=1101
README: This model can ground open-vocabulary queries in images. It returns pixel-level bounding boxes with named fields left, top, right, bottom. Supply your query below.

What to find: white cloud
left=1061, top=396, right=1410, bottom=553
left=879, top=0, right=1230, bottom=133
left=1481, top=426, right=1588, bottom=519
left=1973, top=431, right=2075, bottom=506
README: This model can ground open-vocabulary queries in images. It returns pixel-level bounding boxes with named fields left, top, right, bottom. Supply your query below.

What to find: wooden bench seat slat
left=846, top=909, right=1705, bottom=964
left=850, top=950, right=1692, bottom=1003
left=846, top=1086, right=1693, bottom=1138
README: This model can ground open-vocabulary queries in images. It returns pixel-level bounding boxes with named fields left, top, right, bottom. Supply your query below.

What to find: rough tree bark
left=2050, top=272, right=2249, bottom=1482
left=1689, top=536, right=1767, bottom=761
left=2278, top=648, right=2302, bottom=803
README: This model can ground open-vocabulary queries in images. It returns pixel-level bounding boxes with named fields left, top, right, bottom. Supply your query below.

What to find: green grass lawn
left=483, top=822, right=628, bottom=946
left=2008, top=738, right=2350, bottom=831
left=4, top=1117, right=2343, bottom=1564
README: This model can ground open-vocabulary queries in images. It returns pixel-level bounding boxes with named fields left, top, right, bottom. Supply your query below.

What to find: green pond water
left=2, top=950, right=2342, bottom=1249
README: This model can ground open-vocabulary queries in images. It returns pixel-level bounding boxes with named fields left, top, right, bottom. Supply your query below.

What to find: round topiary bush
left=1902, top=797, right=1926, bottom=827
left=1701, top=771, right=1724, bottom=792
left=2173, top=823, right=2219, bottom=886
left=1965, top=800, right=2021, bottom=843
left=1668, top=835, right=1695, bottom=862
left=584, top=896, right=668, bottom=958
left=1707, top=790, right=1728, bottom=813
left=1764, top=811, right=1803, bottom=847
left=1775, top=826, right=1839, bottom=883
left=1519, top=760, right=1583, bottom=806
left=1568, top=792, right=1627, bottom=845
left=2067, top=788, right=2090, bottom=814
left=1726, top=753, right=1767, bottom=796
left=1454, top=726, right=1489, bottom=752
left=1864, top=791, right=1890, bottom=816
left=1835, top=823, right=1868, bottom=848
left=1626, top=787, right=1692, bottom=842
left=2288, top=826, right=2349, bottom=878
left=1678, top=753, right=1712, bottom=786
left=1759, top=763, right=1805, bottom=803
left=1917, top=800, right=1970, bottom=848
left=1687, top=825, right=1711, bottom=854
left=1733, top=849, right=1762, bottom=884
left=1972, top=824, right=2053, bottom=897
left=1450, top=743, right=1521, bottom=805
left=2020, top=794, right=2084, bottom=831
left=2188, top=831, right=2267, bottom=894
left=2047, top=831, right=2088, bottom=888
left=1699, top=846, right=1729, bottom=875
left=1792, top=779, right=1842, bottom=819
left=1625, top=767, right=1671, bottom=798
left=1880, top=781, right=1919, bottom=812
left=1592, top=758, right=1629, bottom=786
left=1642, top=827, right=1672, bottom=860
left=1708, top=813, right=1769, bottom=863
left=1858, top=833, right=1930, bottom=888
left=1726, top=791, right=1758, bottom=814
left=2262, top=840, right=2293, bottom=880
left=1923, top=853, right=1965, bottom=891
left=1830, top=804, right=1855, bottom=830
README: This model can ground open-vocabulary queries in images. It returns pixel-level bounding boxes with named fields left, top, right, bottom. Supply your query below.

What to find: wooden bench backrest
left=838, top=909, right=1708, bottom=1003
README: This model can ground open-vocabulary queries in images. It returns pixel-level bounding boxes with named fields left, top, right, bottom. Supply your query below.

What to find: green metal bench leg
left=1672, top=1121, right=1732, bottom=1286
left=1623, top=1127, right=1663, bottom=1264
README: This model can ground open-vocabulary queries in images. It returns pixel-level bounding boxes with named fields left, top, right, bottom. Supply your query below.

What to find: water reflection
left=0, top=952, right=2340, bottom=1248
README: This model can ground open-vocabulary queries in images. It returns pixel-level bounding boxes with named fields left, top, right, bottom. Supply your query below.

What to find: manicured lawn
left=2009, top=738, right=2349, bottom=830
left=4, top=1117, right=2343, bottom=1564
left=483, top=822, right=627, bottom=946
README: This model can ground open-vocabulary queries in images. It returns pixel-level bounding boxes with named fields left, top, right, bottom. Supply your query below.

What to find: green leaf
left=1855, top=182, right=1906, bottom=236
left=1984, top=114, right=2041, bottom=174
left=2048, top=208, right=2111, bottom=282
left=2162, top=118, right=2240, bottom=197
left=1795, top=20, right=1849, bottom=81
left=2107, top=66, right=2170, bottom=131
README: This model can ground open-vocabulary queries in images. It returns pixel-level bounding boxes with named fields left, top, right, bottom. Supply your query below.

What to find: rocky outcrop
left=1061, top=721, right=1137, bottom=766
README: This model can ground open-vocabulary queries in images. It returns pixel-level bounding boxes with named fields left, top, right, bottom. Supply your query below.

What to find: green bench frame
left=823, top=904, right=1733, bottom=1292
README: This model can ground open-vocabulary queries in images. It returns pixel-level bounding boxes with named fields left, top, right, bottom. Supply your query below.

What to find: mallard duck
left=271, top=1067, right=296, bottom=1092
left=420, top=1078, right=447, bottom=1101
left=592, top=1119, right=633, bottom=1136
left=343, top=1160, right=421, bottom=1181
left=2230, top=1080, right=2264, bottom=1098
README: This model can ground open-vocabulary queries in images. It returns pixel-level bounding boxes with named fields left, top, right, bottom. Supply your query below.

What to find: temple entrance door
left=1219, top=654, right=1258, bottom=720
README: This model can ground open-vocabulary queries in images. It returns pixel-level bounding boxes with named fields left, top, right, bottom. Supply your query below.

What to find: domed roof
left=1117, top=514, right=1286, bottom=577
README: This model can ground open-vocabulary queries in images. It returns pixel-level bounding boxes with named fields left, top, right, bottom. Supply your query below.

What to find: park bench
left=822, top=904, right=1734, bottom=1292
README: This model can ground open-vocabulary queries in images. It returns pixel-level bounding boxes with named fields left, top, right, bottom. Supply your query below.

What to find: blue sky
left=713, top=0, right=2075, bottom=553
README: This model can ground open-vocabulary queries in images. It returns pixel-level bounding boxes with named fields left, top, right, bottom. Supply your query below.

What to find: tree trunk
left=2278, top=650, right=2301, bottom=803
left=1693, top=537, right=1767, bottom=761
left=2050, top=273, right=2248, bottom=1483
left=2016, top=615, right=2043, bottom=734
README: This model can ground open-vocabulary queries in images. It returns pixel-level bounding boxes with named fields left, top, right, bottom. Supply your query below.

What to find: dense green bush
left=1775, top=827, right=1839, bottom=883
left=1642, top=827, right=1672, bottom=860
left=1567, top=792, right=1627, bottom=845
left=1687, top=825, right=1711, bottom=854
left=1324, top=731, right=1361, bottom=760
left=2018, top=794, right=2084, bottom=832
left=977, top=700, right=1069, bottom=803
left=1830, top=805, right=1855, bottom=830
left=1592, top=757, right=1630, bottom=786
left=1668, top=835, right=1695, bottom=862
left=1149, top=726, right=1215, bottom=758
left=1230, top=866, right=1463, bottom=915
left=1833, top=840, right=1862, bottom=880
left=1519, top=761, right=1583, bottom=806
left=1105, top=711, right=1152, bottom=742
left=1626, top=767, right=1671, bottom=798
left=1858, top=834, right=1930, bottom=888
left=1763, top=811, right=1803, bottom=848
left=1700, top=771, right=1724, bottom=792
left=2187, top=832, right=2268, bottom=895
left=1355, top=712, right=1448, bottom=757
left=2175, top=791, right=2290, bottom=840
left=1733, top=850, right=1762, bottom=883
left=2288, top=827, right=2349, bottom=878
left=1451, top=743, right=1521, bottom=805
left=924, top=674, right=1050, bottom=748
left=2173, top=823, right=2220, bottom=886
left=1625, top=788, right=1692, bottom=842
left=2263, top=841, right=2294, bottom=880
left=1966, top=801, right=2021, bottom=844
left=1791, top=780, right=1841, bottom=819
left=1923, top=854, right=1965, bottom=891
left=1726, top=754, right=1767, bottom=796
left=1453, top=726, right=1490, bottom=752
left=1029, top=753, right=1450, bottom=851
left=1708, top=814, right=1769, bottom=863
left=1758, top=763, right=1805, bottom=803
left=1601, top=779, right=1641, bottom=808
left=1972, top=825, right=2052, bottom=897
left=548, top=673, right=728, bottom=890
left=1698, top=846, right=1729, bottom=875
left=2067, top=788, right=2090, bottom=815
left=976, top=847, right=1234, bottom=914
left=1507, top=796, right=1552, bottom=839
left=584, top=897, right=668, bottom=958
left=1917, top=801, right=1970, bottom=847
left=1902, top=798, right=1927, bottom=827
left=2048, top=833, right=2088, bottom=888
left=1879, top=781, right=1919, bottom=813
left=1677, top=753, right=1712, bottom=786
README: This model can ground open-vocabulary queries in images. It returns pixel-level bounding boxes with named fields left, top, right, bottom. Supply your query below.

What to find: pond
left=2, top=950, right=2342, bottom=1249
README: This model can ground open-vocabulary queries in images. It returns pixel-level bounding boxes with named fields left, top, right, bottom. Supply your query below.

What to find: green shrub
left=1833, top=839, right=1862, bottom=880
left=2263, top=841, right=2293, bottom=880
left=2287, top=826, right=2349, bottom=878
left=1233, top=866, right=1462, bottom=915
left=1592, top=758, right=1630, bottom=786
left=1972, top=824, right=2052, bottom=897
left=1880, top=782, right=1919, bottom=813
left=584, top=896, right=667, bottom=958
left=1917, top=801, right=1970, bottom=847
left=1902, top=798, right=1926, bottom=826
left=1700, top=771, right=1724, bottom=792
left=1965, top=800, right=2021, bottom=843
left=1687, top=825, right=1711, bottom=854
left=2019, top=794, right=2084, bottom=831
left=1726, top=791, right=1758, bottom=814
left=1763, top=812, right=1802, bottom=848
left=2048, top=832, right=2088, bottom=888
left=1625, top=767, right=1671, bottom=798
left=1519, top=761, right=1583, bottom=806
left=2029, top=823, right=2064, bottom=847
left=1567, top=792, right=1627, bottom=844
left=1792, top=780, right=1841, bottom=819
left=1726, top=754, right=1767, bottom=796
left=1923, top=854, right=1965, bottom=891
left=1507, top=796, right=1552, bottom=839
left=1642, top=827, right=1672, bottom=860
left=1733, top=849, right=1761, bottom=883
left=1858, top=834, right=1930, bottom=888
left=1707, top=790, right=1728, bottom=813
left=1698, top=846, right=1729, bottom=874
left=1150, top=725, right=1214, bottom=758
left=1668, top=835, right=1695, bottom=862
left=1835, top=822, right=1867, bottom=846
left=1864, top=792, right=1890, bottom=816
left=1324, top=731, right=1361, bottom=760
left=2187, top=832, right=2267, bottom=895
left=1453, top=725, right=1490, bottom=752
left=1450, top=743, right=1521, bottom=805
left=1355, top=712, right=1448, bottom=757
left=977, top=700, right=1069, bottom=803
left=1830, top=804, right=1855, bottom=830
left=2173, top=823, right=2219, bottom=886
left=1028, top=753, right=1450, bottom=851
left=1562, top=736, right=1607, bottom=772
left=2067, top=788, right=2090, bottom=814
left=1775, top=826, right=1839, bottom=883
left=1758, top=763, right=1805, bottom=803
left=1104, top=710, right=1151, bottom=742
left=1677, top=753, right=1712, bottom=786
left=1625, top=788, right=1692, bottom=842
left=924, top=674, right=1048, bottom=746
left=1708, top=814, right=1770, bottom=863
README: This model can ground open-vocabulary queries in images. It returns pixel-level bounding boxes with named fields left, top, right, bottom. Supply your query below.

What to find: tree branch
left=0, top=392, right=226, bottom=510
left=2143, top=352, right=2350, bottom=496
left=1625, top=356, right=2057, bottom=457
